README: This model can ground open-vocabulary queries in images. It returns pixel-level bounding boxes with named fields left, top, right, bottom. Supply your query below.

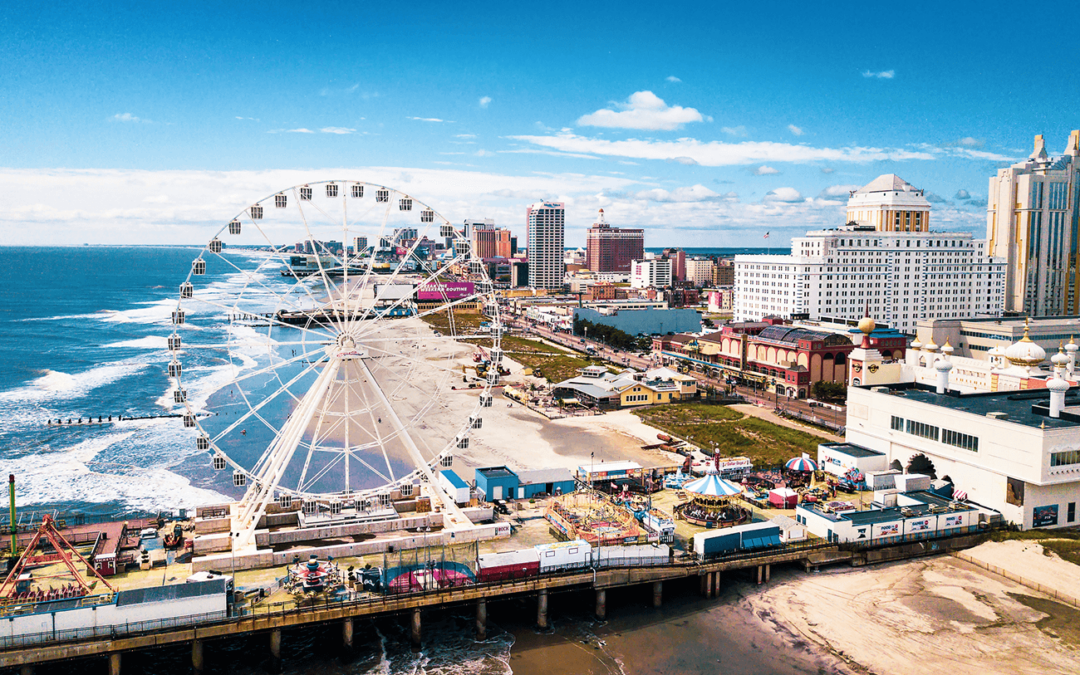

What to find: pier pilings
left=342, top=617, right=354, bottom=651
left=537, top=589, right=549, bottom=629
left=269, top=628, right=282, bottom=672
left=410, top=608, right=422, bottom=649
left=652, top=581, right=662, bottom=608
left=191, top=638, right=204, bottom=675
left=475, top=599, right=487, bottom=641
left=595, top=588, right=606, bottom=620
left=108, top=652, right=121, bottom=675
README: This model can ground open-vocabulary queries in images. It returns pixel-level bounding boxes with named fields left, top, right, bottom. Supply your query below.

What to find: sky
left=3, top=1, right=1080, bottom=248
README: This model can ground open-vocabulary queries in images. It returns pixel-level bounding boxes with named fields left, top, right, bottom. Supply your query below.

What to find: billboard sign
left=1033, top=504, right=1059, bottom=528
left=417, top=281, right=475, bottom=301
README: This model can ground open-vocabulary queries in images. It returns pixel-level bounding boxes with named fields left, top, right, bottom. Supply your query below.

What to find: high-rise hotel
left=734, top=175, right=1006, bottom=333
left=585, top=209, right=643, bottom=273
left=986, top=131, right=1080, bottom=316
left=526, top=201, right=565, bottom=289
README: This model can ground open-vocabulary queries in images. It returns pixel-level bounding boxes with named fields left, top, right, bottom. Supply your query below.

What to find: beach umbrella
left=785, top=457, right=818, bottom=472
left=952, top=490, right=967, bottom=501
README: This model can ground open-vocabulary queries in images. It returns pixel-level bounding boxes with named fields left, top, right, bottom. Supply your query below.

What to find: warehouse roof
left=117, top=578, right=227, bottom=607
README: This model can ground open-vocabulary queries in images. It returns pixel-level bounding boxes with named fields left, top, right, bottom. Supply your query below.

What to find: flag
left=764, top=231, right=770, bottom=239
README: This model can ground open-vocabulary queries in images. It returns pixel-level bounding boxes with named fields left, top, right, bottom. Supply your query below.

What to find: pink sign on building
left=417, top=281, right=475, bottom=301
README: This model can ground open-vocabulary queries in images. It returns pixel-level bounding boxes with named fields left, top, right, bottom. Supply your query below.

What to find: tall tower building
left=585, top=209, right=644, bottom=273
left=470, top=224, right=513, bottom=259
left=845, top=174, right=930, bottom=232
left=526, top=201, right=565, bottom=289
left=986, top=131, right=1080, bottom=316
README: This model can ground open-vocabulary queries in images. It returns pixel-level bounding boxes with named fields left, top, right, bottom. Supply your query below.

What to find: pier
left=0, top=532, right=984, bottom=673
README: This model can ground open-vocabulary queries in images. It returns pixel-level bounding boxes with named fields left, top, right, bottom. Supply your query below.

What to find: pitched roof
left=854, top=174, right=916, bottom=194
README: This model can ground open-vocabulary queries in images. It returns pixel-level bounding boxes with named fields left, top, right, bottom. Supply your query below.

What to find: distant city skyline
left=2, top=2, right=1080, bottom=247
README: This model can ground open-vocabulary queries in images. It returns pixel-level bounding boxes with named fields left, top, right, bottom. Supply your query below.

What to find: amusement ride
left=164, top=181, right=502, bottom=552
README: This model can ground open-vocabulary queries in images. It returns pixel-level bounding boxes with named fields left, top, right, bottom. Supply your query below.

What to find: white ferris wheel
left=165, top=181, right=501, bottom=547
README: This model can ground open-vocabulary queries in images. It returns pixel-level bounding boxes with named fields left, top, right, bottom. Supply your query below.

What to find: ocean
left=0, top=245, right=283, bottom=518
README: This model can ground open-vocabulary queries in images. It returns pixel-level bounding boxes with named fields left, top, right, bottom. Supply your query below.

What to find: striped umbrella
left=683, top=474, right=743, bottom=501
left=785, top=457, right=818, bottom=472
left=952, top=490, right=967, bottom=501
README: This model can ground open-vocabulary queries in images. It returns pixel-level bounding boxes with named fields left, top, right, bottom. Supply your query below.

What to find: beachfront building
left=526, top=201, right=565, bottom=290
left=474, top=466, right=576, bottom=501
left=631, top=258, right=672, bottom=289
left=986, top=131, right=1080, bottom=315
left=845, top=173, right=931, bottom=232
left=585, top=209, right=644, bottom=273
left=795, top=490, right=986, bottom=544
left=733, top=174, right=1006, bottom=334
left=653, top=319, right=859, bottom=398
left=552, top=366, right=695, bottom=409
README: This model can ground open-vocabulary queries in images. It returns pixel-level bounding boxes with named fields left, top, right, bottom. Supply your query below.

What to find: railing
left=0, top=530, right=991, bottom=653
left=0, top=610, right=228, bottom=650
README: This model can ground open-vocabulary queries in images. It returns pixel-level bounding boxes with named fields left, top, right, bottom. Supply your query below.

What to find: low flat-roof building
left=796, top=490, right=986, bottom=544
left=552, top=366, right=690, bottom=409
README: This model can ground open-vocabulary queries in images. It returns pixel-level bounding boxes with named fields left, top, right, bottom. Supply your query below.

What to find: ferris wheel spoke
left=293, top=190, right=348, bottom=328
left=343, top=197, right=394, bottom=336
left=348, top=362, right=398, bottom=482
left=185, top=294, right=338, bottom=343
left=246, top=218, right=344, bottom=331
left=352, top=217, right=435, bottom=328
left=350, top=252, right=473, bottom=340
left=361, top=339, right=486, bottom=382
left=208, top=356, right=325, bottom=445
left=203, top=249, right=323, bottom=319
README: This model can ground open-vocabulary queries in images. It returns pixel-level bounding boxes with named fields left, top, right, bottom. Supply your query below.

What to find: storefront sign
left=879, top=524, right=899, bottom=536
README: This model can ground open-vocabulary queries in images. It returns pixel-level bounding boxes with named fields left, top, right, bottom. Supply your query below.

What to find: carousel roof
left=684, top=473, right=743, bottom=499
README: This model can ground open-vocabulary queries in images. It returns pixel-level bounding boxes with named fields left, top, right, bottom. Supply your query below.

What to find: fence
left=951, top=551, right=1080, bottom=610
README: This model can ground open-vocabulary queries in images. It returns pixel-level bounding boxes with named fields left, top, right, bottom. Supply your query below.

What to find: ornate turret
left=1004, top=318, right=1046, bottom=369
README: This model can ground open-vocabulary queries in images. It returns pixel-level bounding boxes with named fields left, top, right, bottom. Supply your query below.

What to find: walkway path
left=728, top=404, right=844, bottom=442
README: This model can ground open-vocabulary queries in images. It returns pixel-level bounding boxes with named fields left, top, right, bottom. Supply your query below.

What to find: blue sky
left=3, top=1, right=1080, bottom=246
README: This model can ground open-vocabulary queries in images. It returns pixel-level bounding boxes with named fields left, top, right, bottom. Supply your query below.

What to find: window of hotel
left=891, top=416, right=905, bottom=431
left=1050, top=449, right=1080, bottom=467
left=905, top=420, right=940, bottom=442
left=942, top=429, right=978, bottom=452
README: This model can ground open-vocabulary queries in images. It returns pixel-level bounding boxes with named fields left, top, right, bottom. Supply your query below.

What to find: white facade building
left=685, top=258, right=715, bottom=287
left=631, top=258, right=672, bottom=289
left=526, top=201, right=565, bottom=290
left=986, top=131, right=1080, bottom=316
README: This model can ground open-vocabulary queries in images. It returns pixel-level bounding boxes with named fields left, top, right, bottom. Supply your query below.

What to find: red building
left=585, top=209, right=644, bottom=273
left=653, top=319, right=858, bottom=398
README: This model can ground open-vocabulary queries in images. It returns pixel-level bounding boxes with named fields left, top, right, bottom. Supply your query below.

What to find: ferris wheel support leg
left=356, top=358, right=471, bottom=529
left=234, top=358, right=343, bottom=550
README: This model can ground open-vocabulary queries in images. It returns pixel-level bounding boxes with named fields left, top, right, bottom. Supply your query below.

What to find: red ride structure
left=0, top=515, right=117, bottom=602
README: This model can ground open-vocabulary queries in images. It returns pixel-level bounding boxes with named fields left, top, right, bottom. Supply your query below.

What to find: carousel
left=674, top=455, right=751, bottom=528
left=285, top=554, right=346, bottom=599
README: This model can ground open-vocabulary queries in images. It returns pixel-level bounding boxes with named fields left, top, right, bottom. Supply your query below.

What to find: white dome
left=987, top=346, right=1003, bottom=357
left=1005, top=322, right=1046, bottom=367
left=941, top=341, right=955, bottom=354
left=910, top=339, right=923, bottom=349
left=1067, top=337, right=1079, bottom=353
left=1052, top=348, right=1070, bottom=366
left=924, top=340, right=939, bottom=351
left=1048, top=375, right=1070, bottom=393
left=934, top=358, right=953, bottom=372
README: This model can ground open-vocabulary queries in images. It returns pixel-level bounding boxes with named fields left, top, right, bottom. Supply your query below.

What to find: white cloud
left=498, top=148, right=600, bottom=160
left=821, top=167, right=835, bottom=174
left=455, top=134, right=476, bottom=139
left=753, top=165, right=780, bottom=175
left=634, top=185, right=725, bottom=203
left=670, top=156, right=699, bottom=166
left=764, top=187, right=803, bottom=202
left=475, top=149, right=493, bottom=157
left=509, top=131, right=937, bottom=167
left=479, top=96, right=492, bottom=108
left=577, top=91, right=706, bottom=131
left=666, top=76, right=682, bottom=83
left=235, top=116, right=260, bottom=122
left=319, top=127, right=355, bottom=135
left=721, top=126, right=748, bottom=137
left=286, top=128, right=315, bottom=134
left=957, top=137, right=985, bottom=149
left=111, top=113, right=146, bottom=123
left=913, top=142, right=1017, bottom=163
left=407, top=117, right=447, bottom=123
left=787, top=124, right=804, bottom=136
left=862, top=70, right=895, bottom=79
left=818, top=184, right=860, bottom=199
left=955, top=189, right=971, bottom=200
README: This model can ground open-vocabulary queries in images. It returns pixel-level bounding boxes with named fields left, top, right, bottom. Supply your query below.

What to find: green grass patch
left=632, top=403, right=821, bottom=467
left=499, top=335, right=566, bottom=355
left=990, top=529, right=1080, bottom=566
left=420, top=310, right=486, bottom=334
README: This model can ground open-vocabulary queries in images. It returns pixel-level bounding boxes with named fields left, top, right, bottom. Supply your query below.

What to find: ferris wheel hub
left=331, top=332, right=366, bottom=360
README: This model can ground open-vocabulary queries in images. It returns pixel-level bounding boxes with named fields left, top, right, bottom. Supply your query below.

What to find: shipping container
left=693, top=530, right=742, bottom=558
left=535, top=539, right=594, bottom=572
left=596, top=543, right=670, bottom=568
left=476, top=549, right=540, bottom=582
